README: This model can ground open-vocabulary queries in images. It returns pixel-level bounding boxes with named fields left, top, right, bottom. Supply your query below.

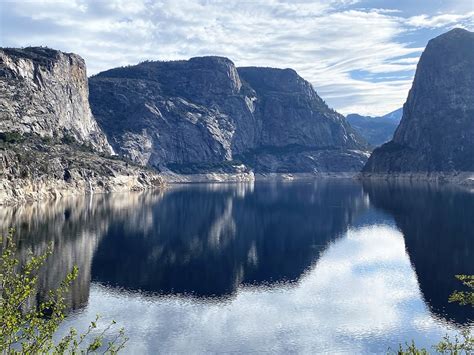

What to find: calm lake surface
left=2, top=180, right=473, bottom=354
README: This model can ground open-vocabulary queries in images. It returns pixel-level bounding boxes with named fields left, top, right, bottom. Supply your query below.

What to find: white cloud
left=406, top=12, right=474, bottom=29
left=0, top=0, right=472, bottom=115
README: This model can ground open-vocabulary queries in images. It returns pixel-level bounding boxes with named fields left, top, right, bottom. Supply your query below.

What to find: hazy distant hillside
left=346, top=108, right=402, bottom=147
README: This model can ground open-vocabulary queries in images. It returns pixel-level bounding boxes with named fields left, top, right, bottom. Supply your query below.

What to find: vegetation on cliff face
left=0, top=230, right=127, bottom=353
left=0, top=133, right=164, bottom=206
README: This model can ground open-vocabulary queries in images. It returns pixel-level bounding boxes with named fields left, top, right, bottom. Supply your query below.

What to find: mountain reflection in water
left=91, top=181, right=366, bottom=297
left=1, top=180, right=472, bottom=353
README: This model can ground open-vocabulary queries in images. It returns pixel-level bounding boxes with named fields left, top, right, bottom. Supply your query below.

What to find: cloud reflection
left=62, top=225, right=462, bottom=354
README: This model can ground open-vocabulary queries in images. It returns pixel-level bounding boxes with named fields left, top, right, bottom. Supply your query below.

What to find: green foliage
left=395, top=275, right=473, bottom=355
left=449, top=275, right=474, bottom=306
left=396, top=331, right=474, bottom=354
left=78, top=142, right=94, bottom=153
left=396, top=340, right=429, bottom=354
left=60, top=134, right=77, bottom=145
left=0, top=132, right=24, bottom=144
left=434, top=331, right=474, bottom=354
left=0, top=229, right=128, bottom=353
left=59, top=134, right=95, bottom=153
left=40, top=135, right=53, bottom=145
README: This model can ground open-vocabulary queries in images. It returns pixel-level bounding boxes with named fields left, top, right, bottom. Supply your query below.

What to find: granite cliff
left=363, top=29, right=474, bottom=180
left=89, top=57, right=369, bottom=174
left=0, top=47, right=163, bottom=205
left=0, top=47, right=110, bottom=153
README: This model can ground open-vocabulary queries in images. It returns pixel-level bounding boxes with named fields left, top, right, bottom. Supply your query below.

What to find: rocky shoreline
left=4, top=169, right=474, bottom=207
left=359, top=172, right=474, bottom=187
left=0, top=142, right=164, bottom=206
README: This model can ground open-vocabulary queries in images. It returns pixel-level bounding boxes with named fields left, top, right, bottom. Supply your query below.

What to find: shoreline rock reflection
left=91, top=181, right=367, bottom=298
left=362, top=180, right=474, bottom=325
left=1, top=180, right=472, bottom=330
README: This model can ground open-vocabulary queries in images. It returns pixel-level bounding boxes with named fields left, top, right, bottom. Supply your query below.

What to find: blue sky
left=1, top=0, right=473, bottom=115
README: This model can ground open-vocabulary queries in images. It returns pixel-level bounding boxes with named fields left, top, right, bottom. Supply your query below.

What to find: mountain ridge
left=89, top=56, right=369, bottom=174
left=346, top=108, right=402, bottom=147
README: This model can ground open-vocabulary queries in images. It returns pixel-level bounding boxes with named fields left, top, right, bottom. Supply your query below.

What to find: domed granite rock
left=90, top=57, right=369, bottom=173
left=363, top=28, right=474, bottom=174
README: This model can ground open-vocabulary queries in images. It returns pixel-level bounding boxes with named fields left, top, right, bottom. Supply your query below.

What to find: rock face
left=237, top=67, right=369, bottom=172
left=346, top=108, right=402, bottom=147
left=363, top=29, right=474, bottom=174
left=0, top=47, right=164, bottom=205
left=89, top=58, right=369, bottom=174
left=0, top=138, right=164, bottom=205
left=0, top=47, right=111, bottom=153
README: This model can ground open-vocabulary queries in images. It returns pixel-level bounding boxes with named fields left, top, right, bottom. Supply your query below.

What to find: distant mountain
left=363, top=28, right=474, bottom=175
left=346, top=108, right=402, bottom=147
left=89, top=58, right=369, bottom=174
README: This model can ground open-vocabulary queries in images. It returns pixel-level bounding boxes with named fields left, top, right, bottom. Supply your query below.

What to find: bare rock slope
left=363, top=28, right=474, bottom=180
left=0, top=47, right=110, bottom=153
left=89, top=57, right=369, bottom=174
left=0, top=47, right=164, bottom=205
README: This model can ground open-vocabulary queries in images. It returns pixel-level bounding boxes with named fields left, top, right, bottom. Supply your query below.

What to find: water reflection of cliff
left=3, top=180, right=472, bottom=328
left=0, top=191, right=165, bottom=310
left=91, top=181, right=368, bottom=298
left=363, top=181, right=474, bottom=325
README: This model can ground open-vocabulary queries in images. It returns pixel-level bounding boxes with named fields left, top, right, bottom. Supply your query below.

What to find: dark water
left=1, top=180, right=473, bottom=353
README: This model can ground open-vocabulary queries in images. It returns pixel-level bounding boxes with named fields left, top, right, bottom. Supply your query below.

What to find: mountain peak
left=426, top=27, right=474, bottom=53
left=188, top=56, right=235, bottom=66
left=238, top=66, right=313, bottom=95
left=435, top=27, right=472, bottom=39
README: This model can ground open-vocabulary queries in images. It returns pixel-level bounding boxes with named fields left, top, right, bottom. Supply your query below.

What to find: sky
left=0, top=0, right=473, bottom=116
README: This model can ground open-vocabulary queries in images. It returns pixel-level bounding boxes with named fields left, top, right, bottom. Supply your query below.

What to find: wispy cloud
left=0, top=0, right=472, bottom=115
left=406, top=12, right=474, bottom=29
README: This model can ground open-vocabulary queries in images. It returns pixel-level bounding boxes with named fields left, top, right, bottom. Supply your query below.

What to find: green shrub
left=0, top=229, right=128, bottom=353
left=60, top=134, right=77, bottom=145
left=449, top=275, right=474, bottom=306
left=0, top=132, right=23, bottom=144
left=395, top=275, right=473, bottom=354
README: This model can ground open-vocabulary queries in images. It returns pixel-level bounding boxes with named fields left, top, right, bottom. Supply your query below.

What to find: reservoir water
left=1, top=180, right=473, bottom=353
